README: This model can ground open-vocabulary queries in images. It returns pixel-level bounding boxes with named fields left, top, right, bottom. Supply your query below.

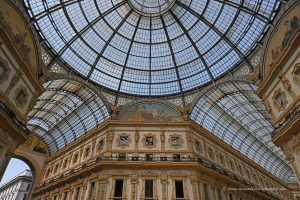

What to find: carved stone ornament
left=0, top=57, right=10, bottom=84
left=14, top=86, right=29, bottom=108
left=292, top=63, right=300, bottom=86
left=272, top=88, right=288, bottom=112
left=280, top=75, right=296, bottom=97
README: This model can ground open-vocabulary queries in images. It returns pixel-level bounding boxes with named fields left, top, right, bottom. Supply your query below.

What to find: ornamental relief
left=116, top=133, right=132, bottom=148
left=272, top=88, right=288, bottom=111
left=292, top=63, right=300, bottom=86
left=168, top=134, right=183, bottom=149
left=14, top=86, right=28, bottom=108
left=0, top=57, right=10, bottom=84
left=280, top=75, right=296, bottom=97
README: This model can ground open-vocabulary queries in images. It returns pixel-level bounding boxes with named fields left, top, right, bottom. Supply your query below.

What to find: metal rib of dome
left=25, top=0, right=280, bottom=96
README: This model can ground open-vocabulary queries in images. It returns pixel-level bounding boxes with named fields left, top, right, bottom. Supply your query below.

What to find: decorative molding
left=116, top=133, right=132, bottom=149
left=292, top=63, right=300, bottom=86
left=168, top=133, right=183, bottom=149
left=280, top=75, right=296, bottom=97
left=142, top=133, right=158, bottom=149
left=272, top=88, right=288, bottom=111
left=0, top=57, right=10, bottom=84
left=14, top=85, right=29, bottom=108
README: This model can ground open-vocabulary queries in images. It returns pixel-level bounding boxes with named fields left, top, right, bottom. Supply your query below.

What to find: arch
left=1, top=0, right=42, bottom=76
left=27, top=78, right=111, bottom=154
left=189, top=80, right=294, bottom=182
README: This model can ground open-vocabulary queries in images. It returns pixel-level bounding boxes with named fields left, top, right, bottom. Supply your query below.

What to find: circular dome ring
left=24, top=0, right=280, bottom=96
left=128, top=0, right=176, bottom=17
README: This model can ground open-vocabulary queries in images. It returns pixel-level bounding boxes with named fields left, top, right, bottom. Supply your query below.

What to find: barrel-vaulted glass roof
left=24, top=0, right=280, bottom=96
left=27, top=79, right=110, bottom=153
left=190, top=81, right=294, bottom=182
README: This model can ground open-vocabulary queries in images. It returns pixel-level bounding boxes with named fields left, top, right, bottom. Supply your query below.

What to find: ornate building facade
left=0, top=0, right=299, bottom=200
left=0, top=170, right=33, bottom=200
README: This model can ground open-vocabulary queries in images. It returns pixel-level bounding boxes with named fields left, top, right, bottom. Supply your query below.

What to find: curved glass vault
left=27, top=79, right=110, bottom=153
left=190, top=81, right=294, bottom=182
left=25, top=0, right=280, bottom=96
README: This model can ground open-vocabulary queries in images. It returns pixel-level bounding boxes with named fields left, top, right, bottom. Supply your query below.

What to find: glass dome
left=25, top=0, right=280, bottom=96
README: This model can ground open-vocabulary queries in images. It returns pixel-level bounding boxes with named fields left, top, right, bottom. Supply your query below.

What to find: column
left=104, top=129, right=114, bottom=156
left=185, top=127, right=194, bottom=157
left=131, top=175, right=138, bottom=200
left=191, top=175, right=199, bottom=200
left=161, top=174, right=168, bottom=200
left=133, top=129, right=139, bottom=156
left=160, top=128, right=166, bottom=157
left=97, top=175, right=109, bottom=199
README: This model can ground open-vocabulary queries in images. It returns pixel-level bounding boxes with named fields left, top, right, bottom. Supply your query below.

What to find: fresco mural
left=19, top=135, right=47, bottom=155
left=281, top=15, right=300, bottom=49
left=263, top=3, right=300, bottom=76
left=118, top=102, right=182, bottom=121
left=0, top=2, right=37, bottom=67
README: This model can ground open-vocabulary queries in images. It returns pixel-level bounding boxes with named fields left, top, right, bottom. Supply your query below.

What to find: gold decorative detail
left=95, top=138, right=105, bottom=153
left=142, top=133, right=158, bottom=149
left=272, top=88, right=288, bottom=111
left=0, top=8, right=31, bottom=60
left=206, top=146, right=215, bottom=161
left=14, top=86, right=28, bottom=107
left=280, top=75, right=296, bottom=97
left=0, top=57, right=10, bottom=84
left=116, top=133, right=131, bottom=148
left=292, top=63, right=300, bottom=86
left=194, top=139, right=203, bottom=155
left=82, top=145, right=92, bottom=160
left=218, top=153, right=225, bottom=166
left=168, top=134, right=183, bottom=149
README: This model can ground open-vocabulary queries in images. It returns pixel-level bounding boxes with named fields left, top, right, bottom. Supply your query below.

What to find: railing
left=35, top=155, right=281, bottom=200
left=271, top=105, right=300, bottom=137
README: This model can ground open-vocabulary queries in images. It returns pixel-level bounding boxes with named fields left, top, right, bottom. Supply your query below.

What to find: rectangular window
left=63, top=192, right=68, bottom=200
left=171, top=137, right=180, bottom=145
left=118, top=153, right=126, bottom=161
left=203, top=184, right=210, bottom=200
left=114, top=179, right=124, bottom=199
left=146, top=154, right=153, bottom=161
left=88, top=182, right=96, bottom=200
left=229, top=194, right=233, bottom=200
left=217, top=189, right=222, bottom=200
left=74, top=187, right=80, bottom=200
left=173, top=154, right=180, bottom=161
left=175, top=180, right=184, bottom=198
left=53, top=195, right=57, bottom=200
left=145, top=137, right=154, bottom=145
left=145, top=180, right=153, bottom=199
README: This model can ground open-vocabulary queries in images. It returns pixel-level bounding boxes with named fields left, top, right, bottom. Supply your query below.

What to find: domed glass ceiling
left=25, top=0, right=279, bottom=96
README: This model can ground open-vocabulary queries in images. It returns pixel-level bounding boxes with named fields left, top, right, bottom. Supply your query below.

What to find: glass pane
left=175, top=180, right=184, bottom=198
left=145, top=180, right=153, bottom=198
left=114, top=179, right=124, bottom=198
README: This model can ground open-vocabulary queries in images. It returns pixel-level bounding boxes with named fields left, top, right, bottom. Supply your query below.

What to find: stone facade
left=31, top=121, right=293, bottom=200
left=0, top=170, right=33, bottom=200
